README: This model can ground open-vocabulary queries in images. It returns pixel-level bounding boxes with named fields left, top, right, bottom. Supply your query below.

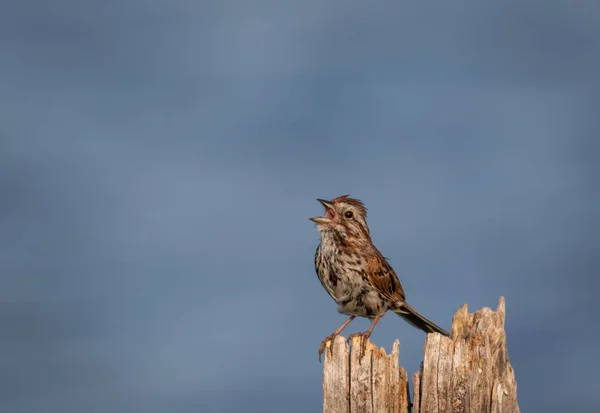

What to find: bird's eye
left=344, top=211, right=353, bottom=219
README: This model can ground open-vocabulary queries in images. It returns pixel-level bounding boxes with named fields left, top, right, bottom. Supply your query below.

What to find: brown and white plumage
left=310, top=195, right=449, bottom=361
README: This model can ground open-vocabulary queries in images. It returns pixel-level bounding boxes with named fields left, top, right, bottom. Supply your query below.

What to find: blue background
left=1, top=1, right=598, bottom=412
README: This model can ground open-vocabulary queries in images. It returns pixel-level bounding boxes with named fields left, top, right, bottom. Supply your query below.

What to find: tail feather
left=393, top=302, right=450, bottom=337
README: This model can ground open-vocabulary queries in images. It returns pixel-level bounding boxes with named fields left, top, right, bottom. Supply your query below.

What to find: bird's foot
left=347, top=331, right=372, bottom=361
left=318, top=333, right=340, bottom=363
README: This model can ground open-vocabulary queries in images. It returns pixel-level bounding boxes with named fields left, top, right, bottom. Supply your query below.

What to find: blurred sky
left=1, top=1, right=599, bottom=412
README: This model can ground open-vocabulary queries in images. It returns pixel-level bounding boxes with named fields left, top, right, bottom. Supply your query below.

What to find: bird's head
left=310, top=195, right=370, bottom=240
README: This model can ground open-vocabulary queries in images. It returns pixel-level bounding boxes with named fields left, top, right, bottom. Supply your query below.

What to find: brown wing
left=365, top=250, right=406, bottom=303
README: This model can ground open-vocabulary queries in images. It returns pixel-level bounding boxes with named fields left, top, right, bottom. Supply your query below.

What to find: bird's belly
left=321, top=268, right=388, bottom=318
left=337, top=288, right=389, bottom=317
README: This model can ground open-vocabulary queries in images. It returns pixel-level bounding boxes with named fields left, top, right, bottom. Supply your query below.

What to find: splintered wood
left=322, top=297, right=520, bottom=413
left=323, top=336, right=410, bottom=413
left=414, top=297, right=520, bottom=413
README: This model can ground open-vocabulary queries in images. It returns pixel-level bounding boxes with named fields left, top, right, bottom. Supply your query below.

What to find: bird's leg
left=318, top=316, right=356, bottom=363
left=347, top=314, right=383, bottom=360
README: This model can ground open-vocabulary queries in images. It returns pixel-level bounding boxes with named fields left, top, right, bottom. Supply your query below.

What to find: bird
left=309, top=195, right=449, bottom=362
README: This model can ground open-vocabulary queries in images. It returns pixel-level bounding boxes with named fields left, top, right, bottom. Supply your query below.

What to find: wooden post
left=322, top=297, right=520, bottom=413
left=323, top=336, right=410, bottom=413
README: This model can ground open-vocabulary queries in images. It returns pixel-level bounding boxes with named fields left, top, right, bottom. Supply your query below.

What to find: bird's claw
left=347, top=332, right=371, bottom=361
left=318, top=334, right=338, bottom=363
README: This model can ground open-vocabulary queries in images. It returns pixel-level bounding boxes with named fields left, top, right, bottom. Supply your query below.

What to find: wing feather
left=365, top=251, right=406, bottom=302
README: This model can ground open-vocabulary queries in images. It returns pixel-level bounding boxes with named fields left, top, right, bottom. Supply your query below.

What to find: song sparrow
left=310, top=195, right=449, bottom=361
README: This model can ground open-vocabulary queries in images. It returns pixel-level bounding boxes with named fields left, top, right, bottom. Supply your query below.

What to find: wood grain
left=323, top=336, right=409, bottom=413
left=322, top=297, right=520, bottom=413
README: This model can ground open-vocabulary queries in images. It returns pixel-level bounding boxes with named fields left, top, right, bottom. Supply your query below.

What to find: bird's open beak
left=317, top=199, right=334, bottom=210
left=310, top=199, right=335, bottom=224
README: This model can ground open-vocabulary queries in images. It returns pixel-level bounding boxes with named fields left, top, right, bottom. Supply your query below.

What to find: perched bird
left=310, top=195, right=449, bottom=361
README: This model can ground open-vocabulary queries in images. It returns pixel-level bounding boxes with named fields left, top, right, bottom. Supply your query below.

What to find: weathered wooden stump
left=323, top=336, right=410, bottom=413
left=322, top=297, right=520, bottom=413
